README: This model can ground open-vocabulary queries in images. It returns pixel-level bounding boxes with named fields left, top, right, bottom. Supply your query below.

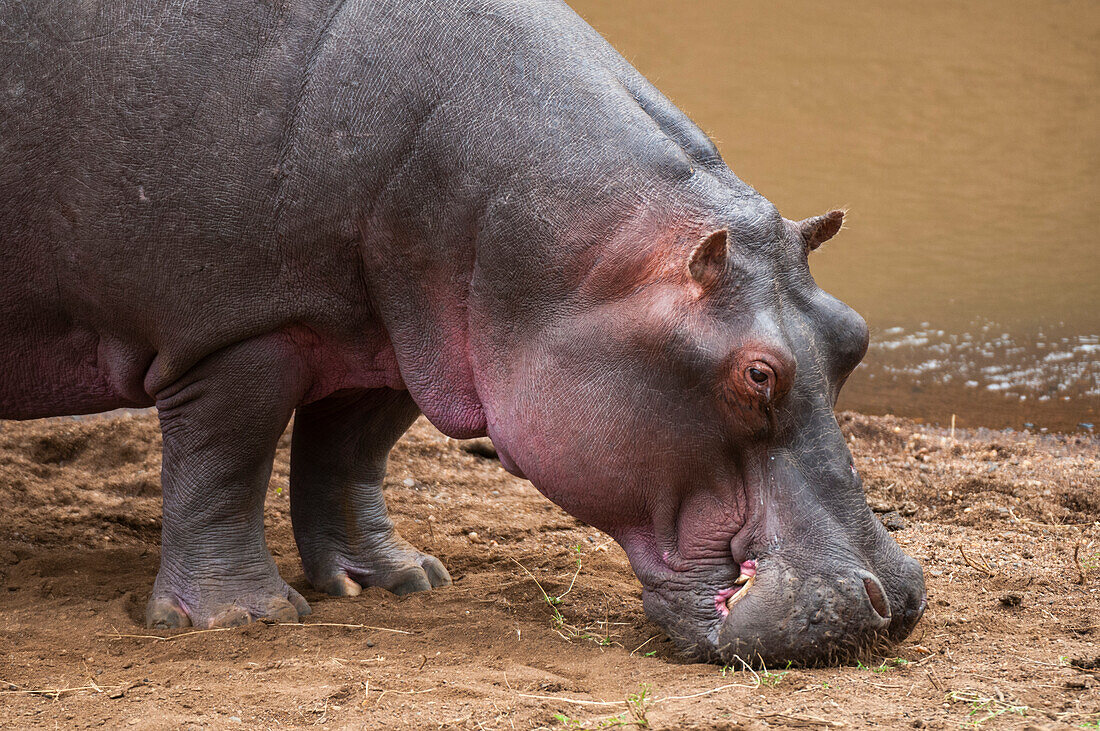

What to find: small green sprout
left=947, top=690, right=1029, bottom=728
left=551, top=684, right=652, bottom=729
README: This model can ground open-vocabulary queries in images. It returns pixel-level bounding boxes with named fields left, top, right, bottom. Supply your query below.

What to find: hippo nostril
left=862, top=576, right=892, bottom=621
left=913, top=592, right=928, bottom=622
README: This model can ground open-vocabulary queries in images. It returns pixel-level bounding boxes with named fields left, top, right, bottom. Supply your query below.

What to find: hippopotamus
left=0, top=0, right=925, bottom=665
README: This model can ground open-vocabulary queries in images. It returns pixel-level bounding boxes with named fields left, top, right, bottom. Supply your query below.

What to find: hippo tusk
left=725, top=573, right=756, bottom=611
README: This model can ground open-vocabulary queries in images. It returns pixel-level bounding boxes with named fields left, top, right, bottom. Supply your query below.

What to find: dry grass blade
left=629, top=635, right=659, bottom=656
left=514, top=678, right=760, bottom=709
left=0, top=678, right=123, bottom=699
left=507, top=556, right=557, bottom=607
left=958, top=545, right=996, bottom=577
left=515, top=692, right=625, bottom=707
left=754, top=711, right=845, bottom=728
left=278, top=622, right=413, bottom=635
left=99, top=627, right=240, bottom=642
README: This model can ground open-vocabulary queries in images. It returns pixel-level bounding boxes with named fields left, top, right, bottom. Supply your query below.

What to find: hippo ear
left=796, top=209, right=845, bottom=251
left=688, top=229, right=728, bottom=287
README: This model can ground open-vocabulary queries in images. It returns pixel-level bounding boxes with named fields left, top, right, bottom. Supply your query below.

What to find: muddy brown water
left=571, top=0, right=1099, bottom=432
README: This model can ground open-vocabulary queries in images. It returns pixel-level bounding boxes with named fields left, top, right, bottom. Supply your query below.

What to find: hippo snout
left=707, top=556, right=927, bottom=666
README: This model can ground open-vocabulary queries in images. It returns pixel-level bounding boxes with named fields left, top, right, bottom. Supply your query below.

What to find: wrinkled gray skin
left=0, top=0, right=925, bottom=664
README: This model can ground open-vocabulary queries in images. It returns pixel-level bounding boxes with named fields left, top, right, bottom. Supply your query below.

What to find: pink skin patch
left=714, top=560, right=757, bottom=618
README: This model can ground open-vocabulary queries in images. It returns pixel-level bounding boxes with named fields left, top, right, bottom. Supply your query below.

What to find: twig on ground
left=658, top=681, right=760, bottom=700
left=507, top=557, right=556, bottom=608
left=514, top=677, right=759, bottom=709
left=100, top=627, right=239, bottom=642
left=516, top=692, right=624, bottom=707
left=365, top=687, right=438, bottom=708
left=752, top=710, right=845, bottom=728
left=629, top=635, right=659, bottom=657
left=0, top=678, right=124, bottom=700
left=1073, top=542, right=1088, bottom=584
left=958, top=545, right=996, bottom=576
left=280, top=622, right=413, bottom=634
left=558, top=559, right=583, bottom=602
left=1007, top=508, right=1098, bottom=529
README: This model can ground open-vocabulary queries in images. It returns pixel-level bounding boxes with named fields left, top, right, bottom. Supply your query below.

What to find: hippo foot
left=145, top=574, right=312, bottom=629
left=302, top=531, right=451, bottom=598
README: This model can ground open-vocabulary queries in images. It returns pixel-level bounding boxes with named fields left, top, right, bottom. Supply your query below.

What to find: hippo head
left=469, top=196, right=926, bottom=666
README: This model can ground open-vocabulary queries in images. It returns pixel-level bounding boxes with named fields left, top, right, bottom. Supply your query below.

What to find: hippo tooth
left=725, top=573, right=756, bottom=611
left=734, top=573, right=751, bottom=585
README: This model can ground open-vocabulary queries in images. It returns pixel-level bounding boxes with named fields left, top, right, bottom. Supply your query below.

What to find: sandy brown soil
left=0, top=411, right=1097, bottom=730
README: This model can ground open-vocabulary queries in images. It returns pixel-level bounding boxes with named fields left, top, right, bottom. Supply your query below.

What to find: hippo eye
left=722, top=352, right=792, bottom=419
left=742, top=361, right=778, bottom=401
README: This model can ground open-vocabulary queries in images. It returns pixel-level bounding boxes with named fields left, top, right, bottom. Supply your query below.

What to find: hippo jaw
left=615, top=440, right=927, bottom=667
left=494, top=404, right=929, bottom=666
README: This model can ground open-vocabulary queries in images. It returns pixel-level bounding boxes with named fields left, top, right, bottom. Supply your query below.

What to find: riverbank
left=1, top=412, right=1096, bottom=729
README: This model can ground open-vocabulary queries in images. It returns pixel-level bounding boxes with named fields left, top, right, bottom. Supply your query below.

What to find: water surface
left=570, top=0, right=1099, bottom=431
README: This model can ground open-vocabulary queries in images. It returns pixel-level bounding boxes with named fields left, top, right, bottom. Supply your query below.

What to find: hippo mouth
left=713, top=559, right=757, bottom=619
left=625, top=491, right=927, bottom=667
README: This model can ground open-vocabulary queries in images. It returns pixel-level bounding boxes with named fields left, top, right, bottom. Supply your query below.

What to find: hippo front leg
left=289, top=389, right=451, bottom=597
left=146, top=337, right=312, bottom=629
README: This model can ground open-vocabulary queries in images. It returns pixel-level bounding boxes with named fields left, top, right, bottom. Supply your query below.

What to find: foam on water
left=841, top=321, right=1099, bottom=432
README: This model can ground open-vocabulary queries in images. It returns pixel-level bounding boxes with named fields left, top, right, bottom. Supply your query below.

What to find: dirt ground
left=0, top=411, right=1097, bottom=730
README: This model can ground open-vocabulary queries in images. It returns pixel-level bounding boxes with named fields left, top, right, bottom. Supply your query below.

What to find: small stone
left=868, top=498, right=894, bottom=514
left=880, top=511, right=907, bottom=531
left=402, top=478, right=415, bottom=488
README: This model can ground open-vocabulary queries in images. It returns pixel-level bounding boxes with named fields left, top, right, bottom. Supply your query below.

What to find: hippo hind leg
left=289, top=389, right=451, bottom=597
left=147, top=336, right=312, bottom=629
